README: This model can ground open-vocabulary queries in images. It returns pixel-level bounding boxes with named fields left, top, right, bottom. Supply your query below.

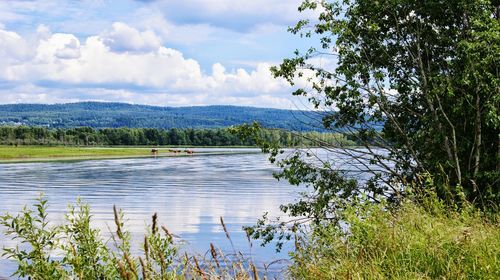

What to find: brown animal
left=151, top=148, right=159, bottom=155
left=185, top=149, right=194, bottom=154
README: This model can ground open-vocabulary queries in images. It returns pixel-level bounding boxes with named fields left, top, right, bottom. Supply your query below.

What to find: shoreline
left=0, top=146, right=260, bottom=164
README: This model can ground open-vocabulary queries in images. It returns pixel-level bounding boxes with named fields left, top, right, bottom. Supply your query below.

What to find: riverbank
left=1, top=195, right=498, bottom=279
left=290, top=197, right=500, bottom=279
left=0, top=145, right=258, bottom=163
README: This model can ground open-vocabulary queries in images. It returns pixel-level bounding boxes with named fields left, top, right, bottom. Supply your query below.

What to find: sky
left=0, top=0, right=321, bottom=109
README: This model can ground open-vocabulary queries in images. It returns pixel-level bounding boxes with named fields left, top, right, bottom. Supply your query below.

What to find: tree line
left=0, top=126, right=353, bottom=147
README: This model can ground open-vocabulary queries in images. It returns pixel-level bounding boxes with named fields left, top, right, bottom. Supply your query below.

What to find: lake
left=0, top=148, right=300, bottom=278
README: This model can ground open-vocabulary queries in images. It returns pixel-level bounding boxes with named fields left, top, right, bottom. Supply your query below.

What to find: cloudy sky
left=0, top=0, right=321, bottom=108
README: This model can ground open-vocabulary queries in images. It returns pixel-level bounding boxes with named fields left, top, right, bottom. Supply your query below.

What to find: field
left=0, top=146, right=208, bottom=162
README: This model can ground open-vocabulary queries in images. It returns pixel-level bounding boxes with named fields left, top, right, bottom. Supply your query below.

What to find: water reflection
left=0, top=149, right=298, bottom=278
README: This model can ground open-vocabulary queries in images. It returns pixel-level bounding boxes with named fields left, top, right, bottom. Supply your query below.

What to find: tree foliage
left=271, top=0, right=499, bottom=206
left=236, top=0, right=499, bottom=249
left=0, top=126, right=353, bottom=147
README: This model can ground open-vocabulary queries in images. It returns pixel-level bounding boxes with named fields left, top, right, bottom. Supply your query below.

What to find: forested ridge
left=0, top=102, right=322, bottom=131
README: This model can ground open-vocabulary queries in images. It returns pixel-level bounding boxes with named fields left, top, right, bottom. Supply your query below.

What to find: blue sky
left=0, top=0, right=321, bottom=108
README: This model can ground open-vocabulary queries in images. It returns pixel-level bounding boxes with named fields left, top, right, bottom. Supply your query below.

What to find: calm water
left=0, top=149, right=300, bottom=278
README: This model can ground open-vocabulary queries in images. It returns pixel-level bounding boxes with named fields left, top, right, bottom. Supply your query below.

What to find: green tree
left=236, top=0, right=499, bottom=249
left=271, top=0, right=499, bottom=206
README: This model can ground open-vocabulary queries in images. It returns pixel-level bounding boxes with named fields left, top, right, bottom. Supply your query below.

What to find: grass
left=0, top=146, right=159, bottom=159
left=0, top=145, right=254, bottom=162
left=1, top=195, right=498, bottom=279
left=290, top=196, right=500, bottom=279
left=1, top=193, right=498, bottom=279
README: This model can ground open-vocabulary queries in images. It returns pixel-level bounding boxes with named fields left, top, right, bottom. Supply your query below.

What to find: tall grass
left=1, top=194, right=498, bottom=279
left=290, top=195, right=500, bottom=279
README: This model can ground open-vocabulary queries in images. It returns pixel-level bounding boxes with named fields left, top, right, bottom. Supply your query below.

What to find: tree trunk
left=472, top=93, right=482, bottom=180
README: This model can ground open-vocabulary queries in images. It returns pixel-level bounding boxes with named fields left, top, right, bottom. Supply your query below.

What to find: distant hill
left=0, top=102, right=324, bottom=131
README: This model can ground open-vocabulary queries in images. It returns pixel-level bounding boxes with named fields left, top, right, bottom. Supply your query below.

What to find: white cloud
left=0, top=28, right=33, bottom=80
left=0, top=83, right=300, bottom=109
left=201, top=62, right=285, bottom=96
left=101, top=22, right=162, bottom=52
left=0, top=7, right=28, bottom=23
left=136, top=12, right=222, bottom=45
left=0, top=25, right=305, bottom=108
left=36, top=24, right=52, bottom=39
left=134, top=9, right=297, bottom=48
left=0, top=29, right=31, bottom=60
left=11, top=35, right=200, bottom=87
left=39, top=33, right=82, bottom=60
left=149, top=0, right=305, bottom=28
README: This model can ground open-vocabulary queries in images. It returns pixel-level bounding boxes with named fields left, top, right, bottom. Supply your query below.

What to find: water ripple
left=0, top=149, right=298, bottom=277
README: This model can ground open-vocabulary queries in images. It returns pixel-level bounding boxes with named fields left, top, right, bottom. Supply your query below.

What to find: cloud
left=9, top=34, right=201, bottom=88
left=101, top=22, right=162, bottom=52
left=147, top=0, right=303, bottom=29
left=36, top=24, right=51, bottom=39
left=0, top=83, right=298, bottom=109
left=0, top=28, right=33, bottom=80
left=47, top=34, right=80, bottom=59
left=0, top=29, right=30, bottom=60
left=136, top=12, right=222, bottom=45
left=202, top=62, right=285, bottom=96
left=0, top=24, right=304, bottom=108
left=2, top=26, right=278, bottom=92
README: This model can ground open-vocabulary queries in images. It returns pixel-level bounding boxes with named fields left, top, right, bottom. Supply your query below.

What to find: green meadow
left=0, top=146, right=184, bottom=162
